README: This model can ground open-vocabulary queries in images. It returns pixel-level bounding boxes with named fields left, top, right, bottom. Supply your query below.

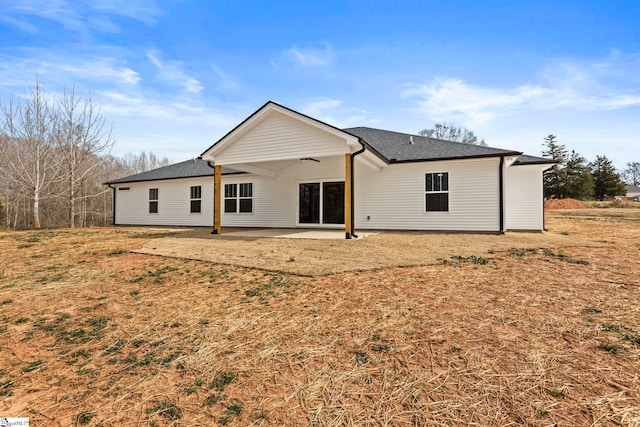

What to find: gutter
left=107, top=184, right=116, bottom=226
left=348, top=141, right=367, bottom=239
left=499, top=155, right=505, bottom=234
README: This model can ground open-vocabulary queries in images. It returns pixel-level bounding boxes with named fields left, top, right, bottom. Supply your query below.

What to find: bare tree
left=418, top=122, right=487, bottom=146
left=122, top=151, right=170, bottom=174
left=0, top=81, right=60, bottom=228
left=621, top=161, right=640, bottom=187
left=54, top=87, right=114, bottom=228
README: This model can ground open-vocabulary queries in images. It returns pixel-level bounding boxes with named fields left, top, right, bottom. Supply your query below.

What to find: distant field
left=0, top=210, right=639, bottom=426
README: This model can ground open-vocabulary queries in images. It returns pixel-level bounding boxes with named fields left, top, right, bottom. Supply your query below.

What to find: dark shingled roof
left=343, top=127, right=523, bottom=162
left=105, top=158, right=239, bottom=184
left=107, top=122, right=556, bottom=185
left=512, top=154, right=559, bottom=165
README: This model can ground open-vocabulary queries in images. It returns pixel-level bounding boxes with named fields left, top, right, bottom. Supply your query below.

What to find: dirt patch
left=134, top=228, right=602, bottom=276
left=545, top=198, right=590, bottom=209
left=0, top=212, right=639, bottom=425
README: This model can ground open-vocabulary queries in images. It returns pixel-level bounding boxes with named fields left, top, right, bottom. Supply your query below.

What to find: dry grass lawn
left=0, top=209, right=639, bottom=426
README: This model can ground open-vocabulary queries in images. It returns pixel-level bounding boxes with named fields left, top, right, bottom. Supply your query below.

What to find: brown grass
left=0, top=211, right=639, bottom=426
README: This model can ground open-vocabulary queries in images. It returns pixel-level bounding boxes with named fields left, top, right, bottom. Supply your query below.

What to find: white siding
left=504, top=165, right=545, bottom=230
left=215, top=113, right=349, bottom=164
left=221, top=156, right=345, bottom=228
left=354, top=157, right=501, bottom=231
left=114, top=177, right=213, bottom=226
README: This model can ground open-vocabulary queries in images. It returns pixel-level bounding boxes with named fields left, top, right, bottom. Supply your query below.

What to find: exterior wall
left=504, top=165, right=545, bottom=230
left=113, top=177, right=213, bottom=226
left=220, top=156, right=345, bottom=228
left=215, top=113, right=348, bottom=164
left=354, top=157, right=501, bottom=231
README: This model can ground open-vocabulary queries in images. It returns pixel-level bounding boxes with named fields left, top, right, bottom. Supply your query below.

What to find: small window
left=190, top=185, right=202, bottom=213
left=149, top=188, right=159, bottom=214
left=425, top=173, right=448, bottom=212
left=224, top=183, right=253, bottom=213
left=118, top=187, right=130, bottom=191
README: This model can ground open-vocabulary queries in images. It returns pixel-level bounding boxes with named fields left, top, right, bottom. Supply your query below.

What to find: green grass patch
left=440, top=255, right=489, bottom=266
left=623, top=334, right=640, bottom=346
left=598, top=342, right=623, bottom=354
left=220, top=400, right=243, bottom=425
left=107, top=249, right=128, bottom=256
left=209, top=371, right=237, bottom=392
left=22, top=359, right=45, bottom=373
left=541, top=248, right=589, bottom=265
left=0, top=379, right=14, bottom=396
left=146, top=400, right=182, bottom=421
left=355, top=350, right=369, bottom=365
left=75, top=411, right=96, bottom=425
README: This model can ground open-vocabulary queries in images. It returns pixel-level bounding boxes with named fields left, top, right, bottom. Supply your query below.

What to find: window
left=190, top=185, right=202, bottom=213
left=425, top=172, right=448, bottom=212
left=224, top=183, right=253, bottom=213
left=149, top=188, right=158, bottom=214
left=118, top=187, right=130, bottom=191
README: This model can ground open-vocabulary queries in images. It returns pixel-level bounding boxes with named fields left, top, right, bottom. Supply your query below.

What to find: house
left=626, top=184, right=640, bottom=201
left=106, top=101, right=556, bottom=237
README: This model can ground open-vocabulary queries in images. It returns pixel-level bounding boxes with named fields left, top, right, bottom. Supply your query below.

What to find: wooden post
left=345, top=153, right=352, bottom=239
left=213, top=165, right=222, bottom=234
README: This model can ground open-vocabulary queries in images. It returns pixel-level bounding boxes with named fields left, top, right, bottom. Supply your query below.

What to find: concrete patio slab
left=220, top=228, right=376, bottom=239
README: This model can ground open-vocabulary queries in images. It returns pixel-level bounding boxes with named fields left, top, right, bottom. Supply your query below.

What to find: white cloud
left=301, top=98, right=372, bottom=127
left=0, top=14, right=39, bottom=33
left=147, top=50, right=203, bottom=94
left=0, top=0, right=161, bottom=35
left=281, top=44, right=333, bottom=67
left=0, top=54, right=140, bottom=89
left=403, top=78, right=550, bottom=126
left=210, top=65, right=240, bottom=91
left=403, top=53, right=640, bottom=127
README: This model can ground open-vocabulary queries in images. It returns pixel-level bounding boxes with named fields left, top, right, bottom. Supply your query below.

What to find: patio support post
left=345, top=153, right=352, bottom=239
left=213, top=165, right=222, bottom=234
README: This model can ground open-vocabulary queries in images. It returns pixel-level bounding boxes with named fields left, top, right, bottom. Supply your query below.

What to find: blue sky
left=1, top=1, right=639, bottom=169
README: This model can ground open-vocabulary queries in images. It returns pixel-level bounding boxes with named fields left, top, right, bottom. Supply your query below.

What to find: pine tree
left=590, top=155, right=626, bottom=200
left=564, top=150, right=594, bottom=200
left=541, top=134, right=567, bottom=198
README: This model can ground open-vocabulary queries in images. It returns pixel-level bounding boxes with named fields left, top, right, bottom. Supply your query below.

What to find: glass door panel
left=299, top=183, right=320, bottom=224
left=322, top=181, right=345, bottom=224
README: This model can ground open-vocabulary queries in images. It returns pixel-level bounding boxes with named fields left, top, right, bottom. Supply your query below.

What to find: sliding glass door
left=299, top=181, right=344, bottom=225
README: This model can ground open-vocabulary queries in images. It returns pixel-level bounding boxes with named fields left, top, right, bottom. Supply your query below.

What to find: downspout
left=107, top=184, right=116, bottom=226
left=350, top=141, right=367, bottom=238
left=206, top=161, right=217, bottom=234
left=499, top=155, right=505, bottom=234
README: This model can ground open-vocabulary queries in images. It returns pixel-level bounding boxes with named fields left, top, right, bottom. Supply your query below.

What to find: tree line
left=0, top=81, right=169, bottom=230
left=541, top=134, right=635, bottom=200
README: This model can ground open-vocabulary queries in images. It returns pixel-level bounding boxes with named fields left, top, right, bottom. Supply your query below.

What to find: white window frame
left=190, top=185, right=202, bottom=214
left=425, top=172, right=449, bottom=212
left=224, top=182, right=253, bottom=214
left=149, top=188, right=159, bottom=214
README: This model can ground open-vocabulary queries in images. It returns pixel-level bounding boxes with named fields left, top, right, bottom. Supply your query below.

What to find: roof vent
left=409, top=136, right=414, bottom=144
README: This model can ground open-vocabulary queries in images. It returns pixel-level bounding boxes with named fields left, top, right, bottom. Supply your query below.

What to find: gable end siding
left=215, top=113, right=349, bottom=164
